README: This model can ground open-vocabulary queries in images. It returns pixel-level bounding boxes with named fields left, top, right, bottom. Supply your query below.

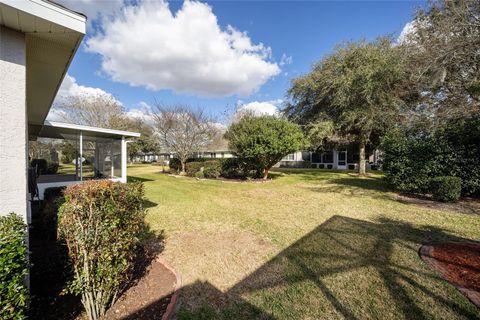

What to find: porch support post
left=79, top=130, right=83, bottom=181
left=121, top=136, right=127, bottom=183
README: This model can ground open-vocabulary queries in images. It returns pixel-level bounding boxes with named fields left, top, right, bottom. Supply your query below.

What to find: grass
left=128, top=164, right=480, bottom=320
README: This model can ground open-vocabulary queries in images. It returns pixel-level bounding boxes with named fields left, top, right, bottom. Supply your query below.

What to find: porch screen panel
left=112, top=139, right=122, bottom=178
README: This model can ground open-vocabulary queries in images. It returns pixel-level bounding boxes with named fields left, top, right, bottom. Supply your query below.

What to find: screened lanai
left=29, top=121, right=140, bottom=199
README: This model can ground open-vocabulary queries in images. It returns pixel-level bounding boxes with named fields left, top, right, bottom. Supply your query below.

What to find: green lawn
left=128, top=164, right=480, bottom=320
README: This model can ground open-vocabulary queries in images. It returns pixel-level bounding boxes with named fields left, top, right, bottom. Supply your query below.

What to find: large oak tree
left=285, top=38, right=412, bottom=174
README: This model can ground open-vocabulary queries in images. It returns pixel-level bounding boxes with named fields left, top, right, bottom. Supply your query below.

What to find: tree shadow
left=131, top=215, right=480, bottom=319
left=128, top=175, right=155, bottom=183
left=143, top=199, right=158, bottom=209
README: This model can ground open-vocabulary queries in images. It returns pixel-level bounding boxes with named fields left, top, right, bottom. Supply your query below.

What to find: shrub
left=318, top=164, right=325, bottom=169
left=58, top=181, right=145, bottom=320
left=195, top=171, right=205, bottom=179
left=0, top=213, right=28, bottom=320
left=431, top=176, right=462, bottom=202
left=381, top=120, right=480, bottom=196
left=220, top=158, right=260, bottom=179
left=31, top=158, right=47, bottom=175
left=169, top=158, right=181, bottom=172
left=30, top=159, right=59, bottom=175
left=327, top=164, right=333, bottom=169
left=170, top=157, right=210, bottom=173
left=185, top=162, right=204, bottom=177
left=203, top=160, right=221, bottom=178
left=46, top=161, right=59, bottom=174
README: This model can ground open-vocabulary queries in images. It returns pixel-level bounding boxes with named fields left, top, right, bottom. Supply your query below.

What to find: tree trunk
left=181, top=161, right=186, bottom=175
left=263, top=167, right=269, bottom=180
left=359, top=140, right=366, bottom=175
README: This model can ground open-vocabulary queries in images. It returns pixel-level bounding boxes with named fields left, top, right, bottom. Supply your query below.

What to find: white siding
left=0, top=27, right=27, bottom=219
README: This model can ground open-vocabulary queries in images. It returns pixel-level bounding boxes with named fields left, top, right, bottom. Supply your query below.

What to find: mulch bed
left=30, top=244, right=177, bottom=320
left=397, top=194, right=480, bottom=215
left=104, top=259, right=176, bottom=320
left=420, top=242, right=480, bottom=308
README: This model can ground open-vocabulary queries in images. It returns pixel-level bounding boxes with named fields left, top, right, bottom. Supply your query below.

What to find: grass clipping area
left=128, top=164, right=480, bottom=320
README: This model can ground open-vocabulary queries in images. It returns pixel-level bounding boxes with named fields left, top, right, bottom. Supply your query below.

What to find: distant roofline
left=44, top=121, right=141, bottom=138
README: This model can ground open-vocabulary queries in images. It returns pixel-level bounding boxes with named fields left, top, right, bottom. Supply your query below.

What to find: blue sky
left=55, top=0, right=424, bottom=124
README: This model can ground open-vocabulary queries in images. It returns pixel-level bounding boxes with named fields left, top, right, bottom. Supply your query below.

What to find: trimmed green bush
left=431, top=176, right=462, bottom=202
left=0, top=213, right=28, bottom=320
left=195, top=171, right=205, bottom=179
left=220, top=158, right=257, bottom=179
left=203, top=160, right=221, bottom=178
left=381, top=118, right=480, bottom=196
left=170, top=157, right=210, bottom=173
left=58, top=181, right=145, bottom=320
left=168, top=158, right=181, bottom=172
left=185, top=162, right=204, bottom=177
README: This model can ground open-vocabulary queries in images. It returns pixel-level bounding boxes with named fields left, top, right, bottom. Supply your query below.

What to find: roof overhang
left=0, top=0, right=86, bottom=137
left=35, top=121, right=141, bottom=140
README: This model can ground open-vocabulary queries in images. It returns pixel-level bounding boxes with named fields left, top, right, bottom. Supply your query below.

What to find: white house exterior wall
left=0, top=26, right=27, bottom=219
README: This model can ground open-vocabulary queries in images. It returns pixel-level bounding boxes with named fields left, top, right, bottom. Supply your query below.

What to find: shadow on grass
left=125, top=216, right=480, bottom=319
left=129, top=175, right=155, bottom=183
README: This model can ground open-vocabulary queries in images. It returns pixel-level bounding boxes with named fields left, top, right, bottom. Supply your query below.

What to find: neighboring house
left=276, top=149, right=381, bottom=170
left=0, top=1, right=139, bottom=222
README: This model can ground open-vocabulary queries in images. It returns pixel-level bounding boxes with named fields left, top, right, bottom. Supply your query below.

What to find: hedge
left=431, top=176, right=462, bottom=202
left=0, top=213, right=28, bottom=320
left=381, top=117, right=480, bottom=197
left=58, top=181, right=145, bottom=320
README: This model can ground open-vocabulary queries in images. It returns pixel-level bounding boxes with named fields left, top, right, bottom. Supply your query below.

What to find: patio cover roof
left=35, top=121, right=141, bottom=140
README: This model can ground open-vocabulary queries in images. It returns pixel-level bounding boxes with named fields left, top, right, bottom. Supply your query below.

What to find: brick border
left=419, top=243, right=480, bottom=308
left=157, top=257, right=182, bottom=320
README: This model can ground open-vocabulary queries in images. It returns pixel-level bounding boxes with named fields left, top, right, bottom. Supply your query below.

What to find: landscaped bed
left=420, top=243, right=480, bottom=308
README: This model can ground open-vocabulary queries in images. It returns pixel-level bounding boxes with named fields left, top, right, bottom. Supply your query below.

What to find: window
left=322, top=151, right=333, bottom=163
left=283, top=153, right=295, bottom=161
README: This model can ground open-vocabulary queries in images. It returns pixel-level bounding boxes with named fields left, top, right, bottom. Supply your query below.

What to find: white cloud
left=54, top=0, right=124, bottom=25
left=397, top=21, right=416, bottom=44
left=235, top=99, right=283, bottom=118
left=53, top=74, right=121, bottom=105
left=86, top=0, right=280, bottom=97
left=125, top=101, right=155, bottom=124
left=47, top=74, right=123, bottom=121
left=279, top=53, right=293, bottom=66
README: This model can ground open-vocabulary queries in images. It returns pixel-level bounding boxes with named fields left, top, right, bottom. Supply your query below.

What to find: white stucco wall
left=0, top=26, right=27, bottom=219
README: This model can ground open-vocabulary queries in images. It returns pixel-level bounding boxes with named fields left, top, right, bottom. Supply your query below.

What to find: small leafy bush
left=220, top=158, right=259, bottom=179
left=195, top=171, right=205, bottom=179
left=0, top=213, right=28, bottom=320
left=58, top=181, right=145, bottom=320
left=169, top=158, right=181, bottom=172
left=30, top=159, right=59, bottom=175
left=203, top=160, right=221, bottom=178
left=186, top=162, right=204, bottom=177
left=46, top=161, right=59, bottom=174
left=431, top=176, right=462, bottom=202
left=170, top=157, right=209, bottom=173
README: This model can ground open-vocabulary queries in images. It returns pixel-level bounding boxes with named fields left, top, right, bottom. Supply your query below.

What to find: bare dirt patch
left=420, top=242, right=480, bottom=308
left=396, top=194, right=480, bottom=214
left=104, top=259, right=176, bottom=320
left=159, top=227, right=276, bottom=310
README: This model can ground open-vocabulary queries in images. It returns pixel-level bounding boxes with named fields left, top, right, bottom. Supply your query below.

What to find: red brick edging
left=157, top=257, right=182, bottom=320
left=419, top=244, right=480, bottom=308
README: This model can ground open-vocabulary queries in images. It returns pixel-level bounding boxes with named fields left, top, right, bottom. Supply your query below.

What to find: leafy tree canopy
left=285, top=38, right=412, bottom=173
left=224, top=115, right=306, bottom=179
